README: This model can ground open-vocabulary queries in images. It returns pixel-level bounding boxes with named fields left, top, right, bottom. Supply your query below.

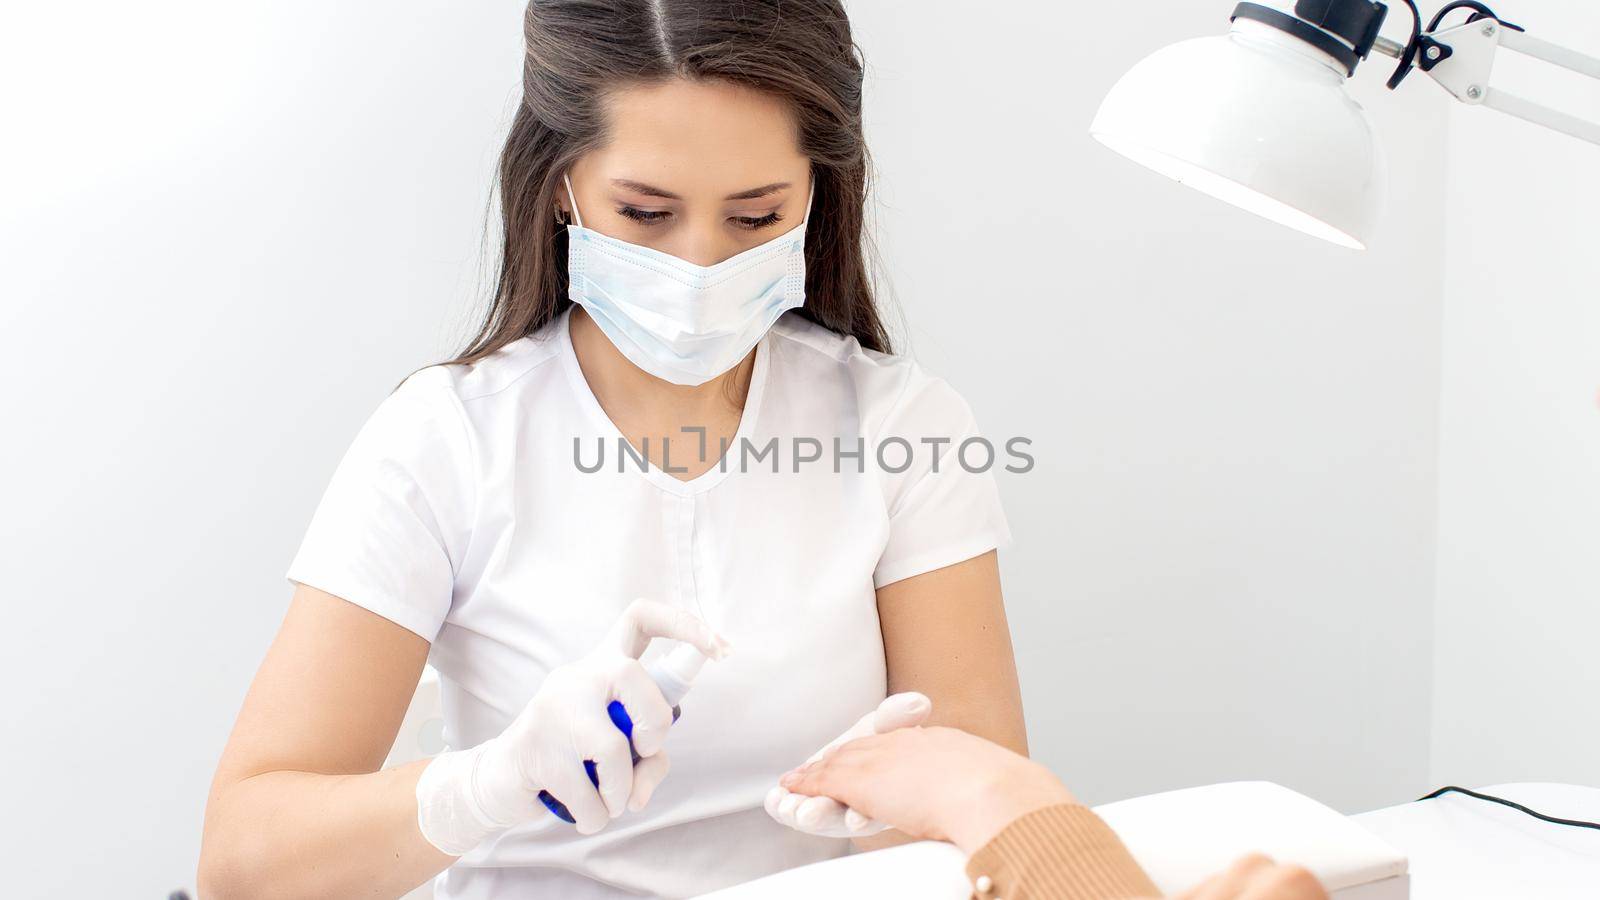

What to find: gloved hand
left=763, top=692, right=931, bottom=838
left=415, top=599, right=730, bottom=854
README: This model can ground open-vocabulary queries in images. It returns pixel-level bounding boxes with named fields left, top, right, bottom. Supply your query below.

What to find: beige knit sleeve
left=964, top=803, right=1161, bottom=900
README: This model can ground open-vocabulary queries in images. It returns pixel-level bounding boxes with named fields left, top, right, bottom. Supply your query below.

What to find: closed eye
left=616, top=205, right=670, bottom=224
left=733, top=211, right=784, bottom=231
left=616, top=206, right=787, bottom=231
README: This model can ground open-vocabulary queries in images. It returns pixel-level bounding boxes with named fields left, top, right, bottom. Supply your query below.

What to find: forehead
left=588, top=78, right=808, bottom=190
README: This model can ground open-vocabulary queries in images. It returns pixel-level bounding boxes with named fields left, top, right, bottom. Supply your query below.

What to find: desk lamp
left=1089, top=0, right=1600, bottom=249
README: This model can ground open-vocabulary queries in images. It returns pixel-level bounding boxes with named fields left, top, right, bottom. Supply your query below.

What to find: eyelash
left=615, top=206, right=785, bottom=231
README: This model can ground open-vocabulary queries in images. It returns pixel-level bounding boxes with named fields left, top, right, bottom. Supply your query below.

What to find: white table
left=701, top=781, right=1600, bottom=899
left=1353, top=782, right=1600, bottom=899
left=702, top=782, right=1410, bottom=899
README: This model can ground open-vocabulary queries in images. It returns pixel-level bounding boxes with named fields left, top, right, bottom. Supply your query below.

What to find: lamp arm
left=1418, top=18, right=1600, bottom=146
left=1372, top=36, right=1411, bottom=59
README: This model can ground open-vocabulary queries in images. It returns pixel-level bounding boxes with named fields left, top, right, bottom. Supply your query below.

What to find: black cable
left=1417, top=786, right=1600, bottom=832
left=1387, top=1, right=1530, bottom=90
left=1385, top=0, right=1423, bottom=89
left=1425, top=1, right=1524, bottom=33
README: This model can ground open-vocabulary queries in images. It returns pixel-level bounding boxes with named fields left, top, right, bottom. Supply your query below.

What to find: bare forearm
left=854, top=552, right=1027, bottom=852
left=199, top=760, right=454, bottom=899
left=922, top=681, right=1028, bottom=756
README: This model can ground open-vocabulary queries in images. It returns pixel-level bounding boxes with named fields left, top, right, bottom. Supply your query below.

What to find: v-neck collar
left=557, top=307, right=771, bottom=497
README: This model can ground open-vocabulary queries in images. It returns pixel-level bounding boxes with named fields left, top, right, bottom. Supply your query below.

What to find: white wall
left=1, top=2, right=1452, bottom=897
left=844, top=0, right=1444, bottom=814
left=1429, top=0, right=1600, bottom=787
left=1, top=4, right=524, bottom=896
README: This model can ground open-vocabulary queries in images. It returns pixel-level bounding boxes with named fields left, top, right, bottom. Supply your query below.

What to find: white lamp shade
left=1089, top=20, right=1387, bottom=250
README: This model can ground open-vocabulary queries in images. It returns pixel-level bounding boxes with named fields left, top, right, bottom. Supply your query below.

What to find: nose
left=667, top=221, right=748, bottom=268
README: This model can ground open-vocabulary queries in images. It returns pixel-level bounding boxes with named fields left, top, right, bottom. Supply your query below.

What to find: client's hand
left=778, top=725, right=1072, bottom=853
left=763, top=693, right=932, bottom=837
left=781, top=726, right=1329, bottom=900
left=1173, top=853, right=1327, bottom=900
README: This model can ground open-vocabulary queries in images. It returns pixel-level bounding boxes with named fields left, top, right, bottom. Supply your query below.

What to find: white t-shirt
left=285, top=307, right=1012, bottom=899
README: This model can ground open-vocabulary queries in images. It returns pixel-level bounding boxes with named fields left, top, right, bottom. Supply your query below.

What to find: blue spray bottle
left=538, top=642, right=710, bottom=823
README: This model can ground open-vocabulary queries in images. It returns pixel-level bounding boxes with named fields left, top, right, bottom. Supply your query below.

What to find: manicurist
left=199, top=2, right=1024, bottom=897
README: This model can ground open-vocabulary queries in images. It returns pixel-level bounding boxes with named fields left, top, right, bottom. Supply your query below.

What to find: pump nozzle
left=645, top=641, right=715, bottom=708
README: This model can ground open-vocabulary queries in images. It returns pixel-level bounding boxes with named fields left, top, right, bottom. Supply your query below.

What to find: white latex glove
left=416, top=599, right=730, bottom=854
left=763, top=692, right=931, bottom=838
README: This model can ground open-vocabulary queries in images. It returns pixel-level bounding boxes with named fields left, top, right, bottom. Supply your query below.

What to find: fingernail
left=779, top=771, right=798, bottom=787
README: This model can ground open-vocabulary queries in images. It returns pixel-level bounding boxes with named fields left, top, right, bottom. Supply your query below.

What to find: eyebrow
left=610, top=179, right=792, bottom=201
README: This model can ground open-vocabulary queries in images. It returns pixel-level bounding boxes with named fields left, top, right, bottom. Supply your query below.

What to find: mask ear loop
left=800, top=173, right=816, bottom=228
left=562, top=172, right=584, bottom=229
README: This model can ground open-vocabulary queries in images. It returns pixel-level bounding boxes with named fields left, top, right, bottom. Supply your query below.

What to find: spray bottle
left=538, top=641, right=711, bottom=823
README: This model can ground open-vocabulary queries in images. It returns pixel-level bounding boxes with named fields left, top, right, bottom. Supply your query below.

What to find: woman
left=198, top=1, right=1024, bottom=898
left=780, top=724, right=1330, bottom=900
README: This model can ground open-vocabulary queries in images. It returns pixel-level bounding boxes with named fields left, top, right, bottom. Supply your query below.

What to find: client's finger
left=782, top=747, right=867, bottom=798
left=1187, top=854, right=1277, bottom=900
left=780, top=759, right=832, bottom=796
left=1238, top=863, right=1327, bottom=900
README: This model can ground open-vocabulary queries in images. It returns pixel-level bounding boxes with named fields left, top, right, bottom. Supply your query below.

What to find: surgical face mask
left=562, top=171, right=814, bottom=386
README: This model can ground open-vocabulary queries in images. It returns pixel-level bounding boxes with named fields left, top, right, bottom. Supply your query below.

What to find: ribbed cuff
left=965, top=803, right=1160, bottom=900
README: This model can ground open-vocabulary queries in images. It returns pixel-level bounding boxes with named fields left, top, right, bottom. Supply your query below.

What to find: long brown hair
left=438, top=0, right=891, bottom=372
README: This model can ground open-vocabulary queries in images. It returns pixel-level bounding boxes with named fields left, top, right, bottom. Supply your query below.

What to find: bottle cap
left=645, top=642, right=712, bottom=708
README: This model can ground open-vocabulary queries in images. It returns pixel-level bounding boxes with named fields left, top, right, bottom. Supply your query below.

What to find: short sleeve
left=870, top=366, right=1012, bottom=589
left=284, top=366, right=476, bottom=642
